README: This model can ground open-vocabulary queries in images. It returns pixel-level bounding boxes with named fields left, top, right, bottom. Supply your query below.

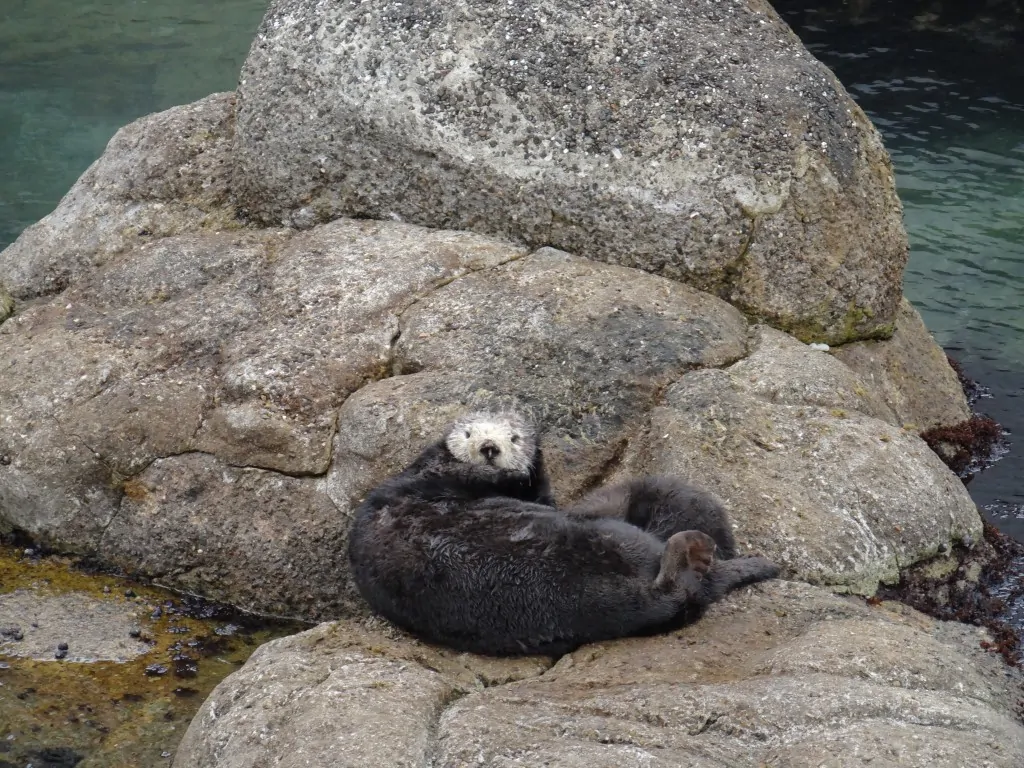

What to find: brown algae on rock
left=0, top=540, right=307, bottom=766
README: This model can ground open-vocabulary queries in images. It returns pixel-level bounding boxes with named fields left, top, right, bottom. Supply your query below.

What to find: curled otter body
left=567, top=475, right=738, bottom=557
left=566, top=474, right=781, bottom=632
left=348, top=413, right=779, bottom=656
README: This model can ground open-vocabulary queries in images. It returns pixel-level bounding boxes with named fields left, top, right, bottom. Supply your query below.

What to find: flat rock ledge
left=173, top=581, right=1024, bottom=768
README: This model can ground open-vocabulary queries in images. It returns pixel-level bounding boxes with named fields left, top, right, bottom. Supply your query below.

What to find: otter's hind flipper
left=698, top=555, right=780, bottom=605
left=641, top=552, right=780, bottom=636
left=654, top=530, right=716, bottom=591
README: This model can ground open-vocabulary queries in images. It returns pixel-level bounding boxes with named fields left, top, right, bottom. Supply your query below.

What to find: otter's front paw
left=655, top=530, right=718, bottom=591
left=679, top=530, right=716, bottom=575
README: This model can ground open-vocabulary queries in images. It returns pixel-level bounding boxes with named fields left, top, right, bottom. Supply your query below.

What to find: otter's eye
left=510, top=435, right=520, bottom=444
left=464, top=430, right=471, bottom=438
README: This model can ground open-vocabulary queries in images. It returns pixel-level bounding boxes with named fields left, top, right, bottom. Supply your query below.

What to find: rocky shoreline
left=881, top=357, right=1024, bottom=669
left=0, top=539, right=305, bottom=766
left=2, top=0, right=1023, bottom=764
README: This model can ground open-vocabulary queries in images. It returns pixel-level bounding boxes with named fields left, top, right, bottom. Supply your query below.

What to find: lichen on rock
left=833, top=297, right=973, bottom=431
left=0, top=282, right=13, bottom=324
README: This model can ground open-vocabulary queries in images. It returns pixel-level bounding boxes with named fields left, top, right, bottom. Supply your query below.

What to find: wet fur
left=567, top=475, right=779, bottom=631
left=348, top=419, right=779, bottom=656
left=567, top=475, right=738, bottom=558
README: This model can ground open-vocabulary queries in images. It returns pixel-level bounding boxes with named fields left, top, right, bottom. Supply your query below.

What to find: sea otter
left=347, top=411, right=779, bottom=656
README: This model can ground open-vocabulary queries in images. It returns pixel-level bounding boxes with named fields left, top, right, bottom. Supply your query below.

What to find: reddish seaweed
left=877, top=522, right=1023, bottom=668
left=920, top=414, right=1005, bottom=477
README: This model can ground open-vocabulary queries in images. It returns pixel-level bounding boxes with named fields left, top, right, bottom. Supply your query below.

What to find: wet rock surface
left=0, top=541, right=304, bottom=768
left=879, top=521, right=1024, bottom=666
left=174, top=580, right=1024, bottom=768
left=233, top=0, right=907, bottom=344
left=0, top=590, right=149, bottom=662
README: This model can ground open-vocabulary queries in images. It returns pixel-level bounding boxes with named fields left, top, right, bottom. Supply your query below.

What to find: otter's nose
left=480, top=441, right=501, bottom=462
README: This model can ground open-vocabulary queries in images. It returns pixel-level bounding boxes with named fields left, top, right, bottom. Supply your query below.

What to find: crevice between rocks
left=93, top=445, right=333, bottom=558
left=421, top=680, right=472, bottom=767
left=571, top=433, right=632, bottom=502
left=162, top=449, right=330, bottom=479
left=717, top=212, right=758, bottom=302
left=398, top=246, right=534, bottom=321
left=564, top=330, right=760, bottom=499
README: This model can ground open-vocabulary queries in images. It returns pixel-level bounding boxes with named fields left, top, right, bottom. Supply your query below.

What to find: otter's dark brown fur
left=567, top=475, right=738, bottom=558
left=347, top=414, right=779, bottom=656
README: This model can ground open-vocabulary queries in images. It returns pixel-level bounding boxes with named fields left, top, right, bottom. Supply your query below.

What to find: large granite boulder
left=172, top=580, right=1024, bottom=767
left=0, top=7, right=1006, bottom=764
left=0, top=88, right=976, bottom=618
left=233, top=0, right=907, bottom=344
left=0, top=216, right=525, bottom=618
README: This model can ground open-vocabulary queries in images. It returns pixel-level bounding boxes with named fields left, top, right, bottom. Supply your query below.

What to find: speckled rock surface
left=232, top=0, right=907, bottom=344
left=173, top=581, right=1024, bottom=768
left=0, top=0, right=983, bottom=630
left=0, top=218, right=526, bottom=618
left=728, top=325, right=896, bottom=423
left=375, top=247, right=749, bottom=502
left=0, top=205, right=979, bottom=615
left=0, top=213, right=761, bottom=618
left=0, top=14, right=1005, bottom=768
left=833, top=297, right=973, bottom=431
left=172, top=615, right=552, bottom=768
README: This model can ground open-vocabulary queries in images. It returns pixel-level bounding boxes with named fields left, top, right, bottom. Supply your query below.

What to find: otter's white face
left=445, top=411, right=536, bottom=474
